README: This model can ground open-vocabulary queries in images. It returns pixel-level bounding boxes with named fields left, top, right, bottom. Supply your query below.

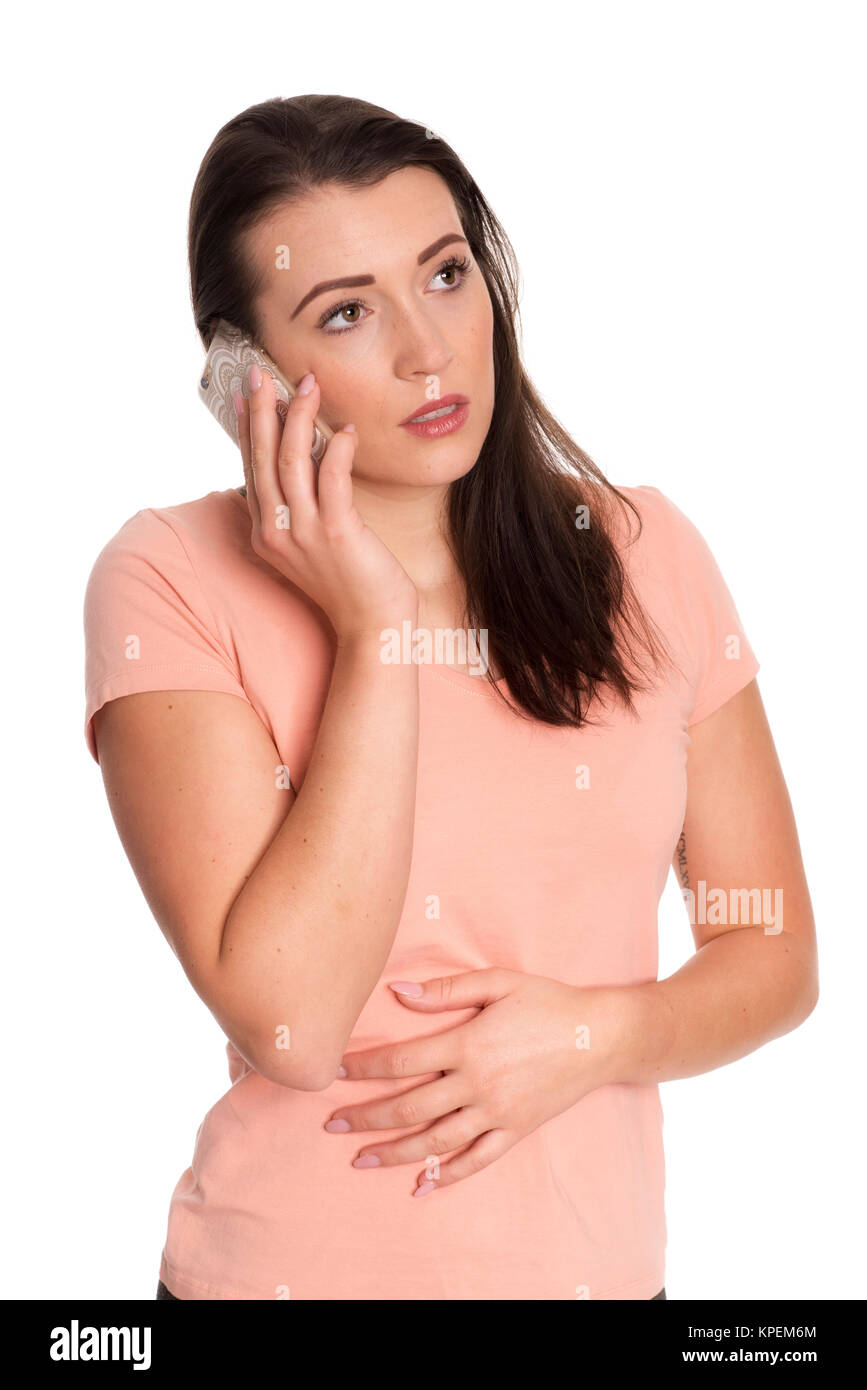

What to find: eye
left=316, top=254, right=475, bottom=335
left=318, top=300, right=366, bottom=334
left=430, top=253, right=473, bottom=289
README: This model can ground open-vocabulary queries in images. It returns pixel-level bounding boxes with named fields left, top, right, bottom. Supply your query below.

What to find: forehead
left=245, top=166, right=462, bottom=283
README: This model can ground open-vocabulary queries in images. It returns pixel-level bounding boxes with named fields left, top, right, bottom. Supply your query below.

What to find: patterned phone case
left=198, top=318, right=332, bottom=464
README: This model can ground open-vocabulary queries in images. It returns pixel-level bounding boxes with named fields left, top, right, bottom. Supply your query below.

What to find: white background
left=3, top=0, right=864, bottom=1300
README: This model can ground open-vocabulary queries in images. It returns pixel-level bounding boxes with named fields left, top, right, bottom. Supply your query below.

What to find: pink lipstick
left=399, top=393, right=470, bottom=439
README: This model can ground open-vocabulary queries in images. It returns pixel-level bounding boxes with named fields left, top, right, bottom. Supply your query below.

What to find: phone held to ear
left=198, top=319, right=333, bottom=487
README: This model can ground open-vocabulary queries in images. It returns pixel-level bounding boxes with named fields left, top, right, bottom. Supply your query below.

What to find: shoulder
left=581, top=482, right=729, bottom=626
left=600, top=483, right=715, bottom=572
left=85, top=489, right=245, bottom=582
left=562, top=476, right=685, bottom=558
left=143, top=487, right=247, bottom=548
left=607, top=483, right=679, bottom=536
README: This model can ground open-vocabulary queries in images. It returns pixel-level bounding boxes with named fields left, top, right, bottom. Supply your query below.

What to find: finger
left=275, top=374, right=321, bottom=535
left=388, top=968, right=514, bottom=1012
left=351, top=1106, right=483, bottom=1170
left=316, top=424, right=359, bottom=534
left=234, top=391, right=261, bottom=532
left=339, top=1029, right=462, bottom=1080
left=413, top=1128, right=515, bottom=1194
left=248, top=367, right=287, bottom=543
left=325, top=1074, right=464, bottom=1134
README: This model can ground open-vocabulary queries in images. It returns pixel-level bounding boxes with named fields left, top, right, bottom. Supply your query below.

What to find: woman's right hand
left=235, top=366, right=419, bottom=642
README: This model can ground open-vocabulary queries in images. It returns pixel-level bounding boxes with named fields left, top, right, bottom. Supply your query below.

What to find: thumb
left=387, top=968, right=513, bottom=1011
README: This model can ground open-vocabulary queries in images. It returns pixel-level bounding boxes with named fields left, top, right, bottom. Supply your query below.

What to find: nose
left=390, top=298, right=454, bottom=382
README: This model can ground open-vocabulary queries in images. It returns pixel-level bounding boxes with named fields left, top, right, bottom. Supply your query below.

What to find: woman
left=83, top=95, right=818, bottom=1301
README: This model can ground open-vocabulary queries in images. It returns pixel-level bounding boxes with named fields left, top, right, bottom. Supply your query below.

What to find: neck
left=349, top=477, right=462, bottom=597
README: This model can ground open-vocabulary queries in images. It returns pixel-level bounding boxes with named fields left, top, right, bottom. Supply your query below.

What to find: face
left=244, top=166, right=496, bottom=492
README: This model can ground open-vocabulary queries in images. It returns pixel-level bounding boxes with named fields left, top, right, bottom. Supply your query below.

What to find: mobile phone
left=198, top=318, right=333, bottom=476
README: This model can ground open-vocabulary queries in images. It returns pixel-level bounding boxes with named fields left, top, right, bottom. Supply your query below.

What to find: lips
left=399, top=393, right=469, bottom=425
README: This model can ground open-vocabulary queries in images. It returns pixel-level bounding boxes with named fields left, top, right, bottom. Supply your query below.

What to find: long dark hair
left=189, top=94, right=678, bottom=727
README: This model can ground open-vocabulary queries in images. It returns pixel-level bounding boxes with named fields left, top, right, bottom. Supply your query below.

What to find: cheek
left=465, top=291, right=495, bottom=361
left=312, top=351, right=383, bottom=429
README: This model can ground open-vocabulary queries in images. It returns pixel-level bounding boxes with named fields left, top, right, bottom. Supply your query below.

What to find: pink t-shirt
left=83, top=483, right=759, bottom=1300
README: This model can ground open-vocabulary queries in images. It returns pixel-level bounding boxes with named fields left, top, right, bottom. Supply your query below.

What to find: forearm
left=610, top=927, right=819, bottom=1086
left=219, top=628, right=419, bottom=1088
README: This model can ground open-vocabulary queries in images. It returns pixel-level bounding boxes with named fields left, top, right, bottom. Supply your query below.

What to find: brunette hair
left=188, top=94, right=677, bottom=727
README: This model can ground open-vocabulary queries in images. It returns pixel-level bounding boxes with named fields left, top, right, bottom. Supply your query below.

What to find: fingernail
left=342, top=423, right=356, bottom=433
left=232, top=390, right=246, bottom=418
left=352, top=1154, right=381, bottom=1168
left=297, top=371, right=315, bottom=396
left=389, top=981, right=423, bottom=997
left=248, top=363, right=262, bottom=393
left=413, top=1181, right=436, bottom=1197
left=324, top=1118, right=351, bottom=1132
left=337, top=1065, right=347, bottom=1077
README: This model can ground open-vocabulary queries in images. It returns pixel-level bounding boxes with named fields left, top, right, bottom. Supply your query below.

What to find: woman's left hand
left=325, top=968, right=634, bottom=1195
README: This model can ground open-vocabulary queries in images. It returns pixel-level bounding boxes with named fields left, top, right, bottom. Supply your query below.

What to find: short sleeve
left=640, top=487, right=761, bottom=726
left=83, top=507, right=250, bottom=763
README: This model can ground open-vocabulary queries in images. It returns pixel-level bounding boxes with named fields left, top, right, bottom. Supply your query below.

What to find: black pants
left=157, top=1278, right=666, bottom=1300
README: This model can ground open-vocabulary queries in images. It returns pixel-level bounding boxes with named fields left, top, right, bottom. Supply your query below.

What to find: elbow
left=249, top=1034, right=344, bottom=1092
left=278, top=1060, right=342, bottom=1092
left=219, top=990, right=345, bottom=1092
left=799, top=949, right=820, bottom=1020
left=786, top=965, right=819, bottom=1032
left=799, top=975, right=819, bottom=1024
left=776, top=935, right=819, bottom=1031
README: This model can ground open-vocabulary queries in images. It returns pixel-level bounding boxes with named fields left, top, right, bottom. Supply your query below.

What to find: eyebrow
left=290, top=232, right=469, bottom=320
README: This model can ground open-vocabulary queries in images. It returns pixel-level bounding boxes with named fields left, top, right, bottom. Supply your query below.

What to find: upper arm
left=83, top=507, right=321, bottom=1080
left=93, top=688, right=294, bottom=1068
left=631, top=490, right=814, bottom=973
left=673, top=679, right=818, bottom=1003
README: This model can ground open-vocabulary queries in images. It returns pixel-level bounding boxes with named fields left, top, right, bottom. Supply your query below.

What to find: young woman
left=83, top=95, right=818, bottom=1301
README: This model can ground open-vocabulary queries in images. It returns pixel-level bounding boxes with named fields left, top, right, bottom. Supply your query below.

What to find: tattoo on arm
left=674, top=830, right=690, bottom=891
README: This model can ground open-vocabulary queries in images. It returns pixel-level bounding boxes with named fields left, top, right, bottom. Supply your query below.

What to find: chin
left=359, top=444, right=483, bottom=488
left=409, top=450, right=481, bottom=485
